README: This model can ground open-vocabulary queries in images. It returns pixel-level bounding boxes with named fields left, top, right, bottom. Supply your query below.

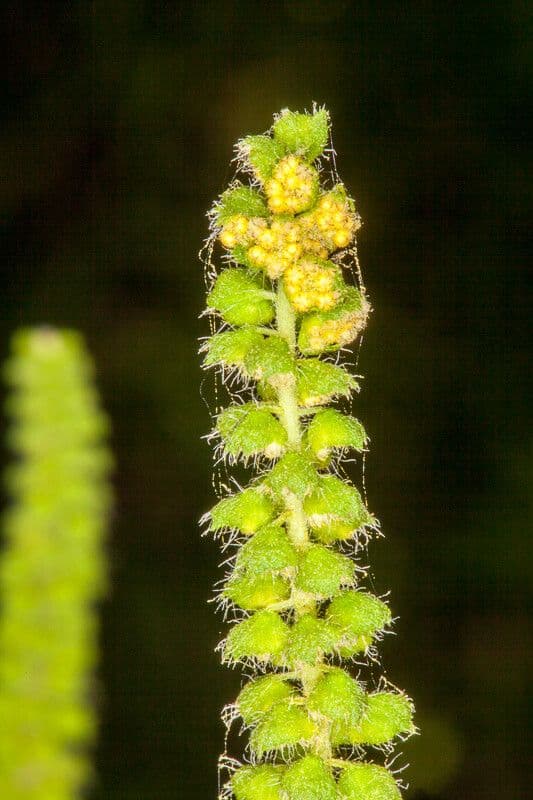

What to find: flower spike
left=202, top=107, right=415, bottom=800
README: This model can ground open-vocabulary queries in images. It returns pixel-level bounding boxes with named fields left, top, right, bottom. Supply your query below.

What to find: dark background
left=1, top=2, right=531, bottom=798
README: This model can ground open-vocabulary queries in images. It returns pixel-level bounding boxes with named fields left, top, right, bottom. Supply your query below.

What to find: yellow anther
left=219, top=230, right=237, bottom=248
left=333, top=231, right=351, bottom=247
left=258, top=229, right=275, bottom=247
left=316, top=294, right=334, bottom=309
left=248, top=245, right=266, bottom=264
left=286, top=243, right=301, bottom=258
left=264, top=256, right=286, bottom=279
left=316, top=274, right=331, bottom=290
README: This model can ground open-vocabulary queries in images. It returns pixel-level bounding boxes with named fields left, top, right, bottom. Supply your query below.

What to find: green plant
left=0, top=328, right=112, bottom=799
left=202, top=108, right=415, bottom=799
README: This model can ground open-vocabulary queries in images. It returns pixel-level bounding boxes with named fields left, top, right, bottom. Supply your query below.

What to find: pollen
left=283, top=258, right=341, bottom=313
left=264, top=156, right=318, bottom=215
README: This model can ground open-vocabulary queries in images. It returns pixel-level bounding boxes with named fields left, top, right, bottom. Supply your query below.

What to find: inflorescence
left=0, top=328, right=112, bottom=799
left=201, top=108, right=415, bottom=800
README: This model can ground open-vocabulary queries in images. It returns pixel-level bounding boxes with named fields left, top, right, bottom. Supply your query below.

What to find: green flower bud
left=245, top=336, right=294, bottom=382
left=207, top=267, right=274, bottom=325
left=217, top=404, right=287, bottom=459
left=224, top=572, right=291, bottom=610
left=214, top=184, right=270, bottom=226
left=273, top=108, right=330, bottom=163
left=209, top=488, right=276, bottom=535
left=208, top=268, right=274, bottom=326
left=332, top=692, right=414, bottom=746
left=281, top=754, right=337, bottom=800
left=236, top=525, right=299, bottom=574
left=326, top=590, right=391, bottom=638
left=263, top=452, right=319, bottom=500
left=307, top=409, right=367, bottom=462
left=325, top=591, right=391, bottom=657
left=236, top=675, right=294, bottom=725
left=250, top=702, right=317, bottom=757
left=202, top=327, right=264, bottom=369
left=240, top=135, right=287, bottom=182
left=232, top=764, right=285, bottom=800
left=303, top=474, right=373, bottom=542
left=338, top=763, right=402, bottom=800
left=284, top=615, right=338, bottom=667
left=296, top=358, right=358, bottom=406
left=295, top=544, right=354, bottom=597
left=224, top=610, right=289, bottom=663
left=307, top=667, right=365, bottom=725
left=359, top=692, right=415, bottom=744
left=298, top=287, right=370, bottom=355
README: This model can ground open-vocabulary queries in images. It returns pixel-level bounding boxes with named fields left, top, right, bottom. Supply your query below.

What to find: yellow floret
left=258, top=229, right=276, bottom=248
left=248, top=245, right=267, bottom=266
left=286, top=242, right=302, bottom=258
left=263, top=254, right=287, bottom=279
left=333, top=230, right=351, bottom=248
left=269, top=196, right=284, bottom=211
left=219, top=229, right=237, bottom=248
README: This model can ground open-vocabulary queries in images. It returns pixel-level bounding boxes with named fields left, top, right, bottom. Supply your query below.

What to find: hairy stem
left=275, top=283, right=331, bottom=758
left=275, top=283, right=308, bottom=553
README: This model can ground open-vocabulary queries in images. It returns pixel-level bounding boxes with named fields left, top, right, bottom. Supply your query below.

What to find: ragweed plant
left=0, top=328, right=112, bottom=799
left=202, top=108, right=415, bottom=800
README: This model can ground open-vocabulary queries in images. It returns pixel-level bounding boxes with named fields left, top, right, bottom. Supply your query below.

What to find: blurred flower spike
left=0, top=327, right=113, bottom=799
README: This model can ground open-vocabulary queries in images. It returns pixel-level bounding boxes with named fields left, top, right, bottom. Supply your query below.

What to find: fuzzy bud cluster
left=202, top=108, right=415, bottom=800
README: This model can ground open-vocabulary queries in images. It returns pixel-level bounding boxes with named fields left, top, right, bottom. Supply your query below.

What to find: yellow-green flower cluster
left=0, top=329, right=112, bottom=800
left=283, top=258, right=341, bottom=313
left=212, top=113, right=365, bottom=354
left=217, top=174, right=362, bottom=328
left=264, top=155, right=319, bottom=214
left=202, top=109, right=415, bottom=800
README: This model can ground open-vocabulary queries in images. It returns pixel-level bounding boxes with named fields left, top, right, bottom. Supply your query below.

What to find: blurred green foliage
left=0, top=329, right=112, bottom=798
left=0, top=2, right=530, bottom=799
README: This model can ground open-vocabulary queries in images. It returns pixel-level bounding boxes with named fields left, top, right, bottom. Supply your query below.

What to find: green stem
left=284, top=494, right=308, bottom=550
left=274, top=283, right=332, bottom=760
left=275, top=280, right=297, bottom=348
left=276, top=379, right=301, bottom=447
left=275, top=283, right=307, bottom=550
left=275, top=282, right=300, bottom=447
